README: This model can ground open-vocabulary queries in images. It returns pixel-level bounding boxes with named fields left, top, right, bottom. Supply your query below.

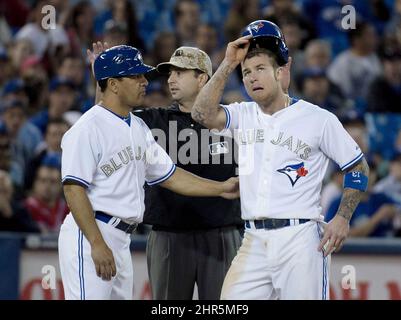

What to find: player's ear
left=108, top=78, right=119, bottom=94
left=276, top=64, right=285, bottom=78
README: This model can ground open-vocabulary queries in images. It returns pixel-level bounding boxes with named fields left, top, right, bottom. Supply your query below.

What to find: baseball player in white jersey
left=191, top=20, right=369, bottom=299
left=58, top=44, right=239, bottom=300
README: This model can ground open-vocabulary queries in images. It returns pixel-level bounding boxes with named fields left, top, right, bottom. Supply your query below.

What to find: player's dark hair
left=245, top=47, right=280, bottom=70
left=99, top=77, right=131, bottom=92
left=98, top=79, right=108, bottom=92
left=193, top=69, right=210, bottom=82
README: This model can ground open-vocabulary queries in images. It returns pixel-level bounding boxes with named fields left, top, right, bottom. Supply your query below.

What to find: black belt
left=245, top=218, right=310, bottom=230
left=152, top=224, right=242, bottom=233
left=95, top=211, right=138, bottom=234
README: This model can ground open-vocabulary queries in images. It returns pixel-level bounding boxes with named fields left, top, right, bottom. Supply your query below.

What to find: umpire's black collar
left=166, top=102, right=189, bottom=114
left=135, top=102, right=186, bottom=114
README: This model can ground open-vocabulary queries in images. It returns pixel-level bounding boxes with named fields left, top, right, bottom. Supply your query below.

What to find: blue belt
left=245, top=218, right=310, bottom=230
left=95, top=211, right=138, bottom=234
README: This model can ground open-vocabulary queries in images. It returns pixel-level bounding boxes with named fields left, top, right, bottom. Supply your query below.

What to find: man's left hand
left=318, top=215, right=350, bottom=257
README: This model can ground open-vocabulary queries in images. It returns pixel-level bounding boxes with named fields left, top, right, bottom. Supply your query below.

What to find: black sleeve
left=133, top=108, right=160, bottom=129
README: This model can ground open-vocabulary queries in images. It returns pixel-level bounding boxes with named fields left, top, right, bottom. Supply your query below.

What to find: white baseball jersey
left=222, top=98, right=363, bottom=220
left=61, top=104, right=175, bottom=223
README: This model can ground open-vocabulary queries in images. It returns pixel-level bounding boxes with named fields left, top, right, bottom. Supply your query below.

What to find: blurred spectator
left=385, top=0, right=401, bottom=36
left=13, top=0, right=69, bottom=65
left=14, top=0, right=50, bottom=58
left=0, top=127, right=24, bottom=196
left=49, top=26, right=71, bottom=55
left=109, top=0, right=145, bottom=51
left=24, top=162, right=68, bottom=233
left=320, top=168, right=342, bottom=217
left=0, top=47, right=13, bottom=87
left=367, top=47, right=401, bottom=113
left=95, top=0, right=145, bottom=51
left=195, top=23, right=238, bottom=95
left=0, top=170, right=39, bottom=233
left=25, top=118, right=69, bottom=190
left=174, top=0, right=201, bottom=46
left=148, top=31, right=178, bottom=66
left=281, top=18, right=304, bottom=58
left=8, top=38, right=34, bottom=73
left=56, top=54, right=86, bottom=92
left=19, top=55, right=49, bottom=115
left=143, top=81, right=172, bottom=108
left=48, top=0, right=71, bottom=26
left=263, top=0, right=316, bottom=48
left=301, top=0, right=389, bottom=55
left=342, top=113, right=369, bottom=156
left=102, top=20, right=128, bottom=47
left=298, top=67, right=353, bottom=118
left=374, top=152, right=401, bottom=204
left=365, top=0, right=391, bottom=33
left=0, top=0, right=29, bottom=30
left=195, top=23, right=218, bottom=55
left=224, top=0, right=260, bottom=42
left=304, top=39, right=332, bottom=69
left=195, top=23, right=222, bottom=69
left=0, top=10, right=12, bottom=45
left=0, top=98, right=43, bottom=172
left=326, top=163, right=400, bottom=237
left=1, top=79, right=29, bottom=107
left=394, top=127, right=401, bottom=155
left=30, top=77, right=79, bottom=134
left=64, top=0, right=96, bottom=58
left=328, top=21, right=381, bottom=104
left=280, top=19, right=307, bottom=94
left=365, top=112, right=401, bottom=165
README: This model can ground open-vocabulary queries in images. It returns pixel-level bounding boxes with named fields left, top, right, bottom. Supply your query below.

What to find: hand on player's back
left=220, top=177, right=240, bottom=199
left=87, top=41, right=110, bottom=71
left=91, top=240, right=117, bottom=281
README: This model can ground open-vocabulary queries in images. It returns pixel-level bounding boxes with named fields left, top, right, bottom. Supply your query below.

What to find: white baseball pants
left=58, top=214, right=133, bottom=300
left=221, top=221, right=330, bottom=300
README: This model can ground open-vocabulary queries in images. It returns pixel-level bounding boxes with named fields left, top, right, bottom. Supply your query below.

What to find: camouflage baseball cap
left=157, top=46, right=212, bottom=77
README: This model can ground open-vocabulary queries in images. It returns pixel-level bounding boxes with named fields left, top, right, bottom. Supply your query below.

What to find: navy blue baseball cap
left=94, top=45, right=155, bottom=81
left=242, top=20, right=289, bottom=66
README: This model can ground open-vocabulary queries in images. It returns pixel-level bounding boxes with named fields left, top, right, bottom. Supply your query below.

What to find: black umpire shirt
left=134, top=104, right=242, bottom=231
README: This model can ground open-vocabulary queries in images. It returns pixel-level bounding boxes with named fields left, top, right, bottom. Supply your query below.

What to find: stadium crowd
left=0, top=0, right=401, bottom=237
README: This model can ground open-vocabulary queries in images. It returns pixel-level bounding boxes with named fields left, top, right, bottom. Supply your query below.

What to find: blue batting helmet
left=242, top=20, right=289, bottom=66
left=94, top=45, right=155, bottom=81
